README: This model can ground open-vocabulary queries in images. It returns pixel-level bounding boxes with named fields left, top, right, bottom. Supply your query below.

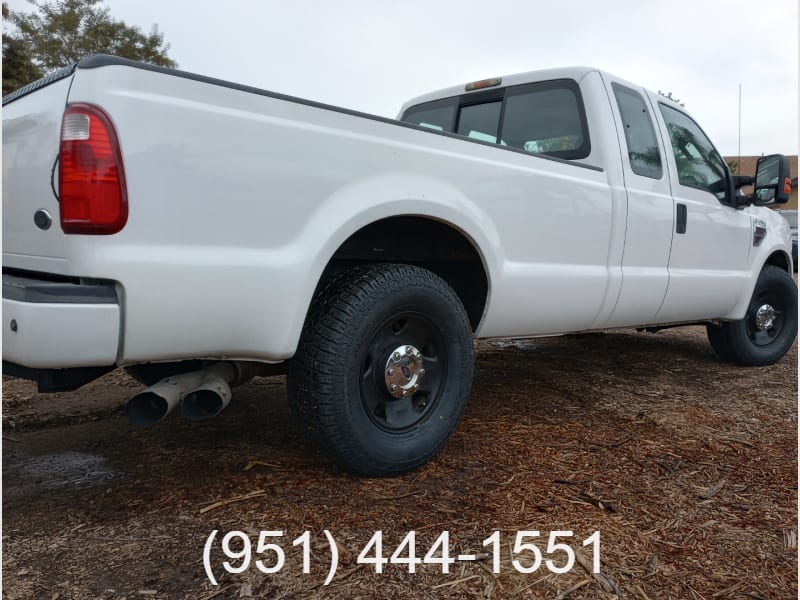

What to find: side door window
left=658, top=103, right=729, bottom=202
left=612, top=83, right=662, bottom=179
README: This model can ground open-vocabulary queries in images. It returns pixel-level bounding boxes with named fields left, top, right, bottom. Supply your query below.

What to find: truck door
left=652, top=101, right=752, bottom=323
left=601, top=76, right=674, bottom=327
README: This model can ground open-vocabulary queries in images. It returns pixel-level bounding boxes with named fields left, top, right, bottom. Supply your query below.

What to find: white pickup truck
left=3, top=56, right=796, bottom=475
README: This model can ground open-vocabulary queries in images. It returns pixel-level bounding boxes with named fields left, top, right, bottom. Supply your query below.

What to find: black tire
left=124, top=360, right=204, bottom=386
left=287, top=263, right=474, bottom=476
left=706, top=265, right=797, bottom=366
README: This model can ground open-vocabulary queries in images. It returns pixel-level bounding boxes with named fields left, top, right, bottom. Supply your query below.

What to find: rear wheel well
left=316, top=217, right=489, bottom=331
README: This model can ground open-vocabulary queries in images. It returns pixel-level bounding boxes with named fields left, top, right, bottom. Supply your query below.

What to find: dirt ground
left=2, top=327, right=797, bottom=599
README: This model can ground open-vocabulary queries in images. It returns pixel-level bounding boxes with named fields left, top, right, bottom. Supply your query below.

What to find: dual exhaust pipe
left=125, top=362, right=237, bottom=426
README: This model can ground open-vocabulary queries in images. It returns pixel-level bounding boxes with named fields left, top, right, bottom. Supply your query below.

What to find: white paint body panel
left=2, top=77, right=72, bottom=264
left=2, top=298, right=120, bottom=368
left=1, top=62, right=792, bottom=369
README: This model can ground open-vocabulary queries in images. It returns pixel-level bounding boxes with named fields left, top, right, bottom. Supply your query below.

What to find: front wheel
left=707, top=265, right=797, bottom=366
left=287, top=264, right=474, bottom=476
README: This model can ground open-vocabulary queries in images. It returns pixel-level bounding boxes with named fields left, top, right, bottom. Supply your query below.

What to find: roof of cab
left=398, top=66, right=600, bottom=116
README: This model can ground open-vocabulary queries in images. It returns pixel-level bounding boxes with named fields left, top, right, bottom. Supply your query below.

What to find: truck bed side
left=4, top=59, right=615, bottom=367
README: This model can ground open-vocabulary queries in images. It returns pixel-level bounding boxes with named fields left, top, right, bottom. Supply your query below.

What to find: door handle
left=676, top=203, right=687, bottom=234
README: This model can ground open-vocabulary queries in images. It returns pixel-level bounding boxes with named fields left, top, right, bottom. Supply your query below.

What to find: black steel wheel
left=707, top=265, right=797, bottom=366
left=287, top=263, right=474, bottom=476
left=359, top=312, right=447, bottom=432
left=744, top=286, right=786, bottom=347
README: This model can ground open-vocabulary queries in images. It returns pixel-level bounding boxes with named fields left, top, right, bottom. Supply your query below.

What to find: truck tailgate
left=3, top=75, right=74, bottom=274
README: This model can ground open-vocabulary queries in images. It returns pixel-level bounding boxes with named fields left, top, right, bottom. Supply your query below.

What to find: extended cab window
left=500, top=80, right=590, bottom=159
left=659, top=103, right=728, bottom=201
left=612, top=83, right=662, bottom=179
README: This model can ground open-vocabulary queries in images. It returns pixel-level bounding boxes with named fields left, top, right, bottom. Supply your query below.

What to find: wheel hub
left=754, top=304, right=776, bottom=331
left=384, top=345, right=425, bottom=398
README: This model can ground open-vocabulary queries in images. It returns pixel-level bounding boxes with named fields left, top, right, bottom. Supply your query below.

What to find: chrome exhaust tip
left=125, top=372, right=202, bottom=425
left=181, top=379, right=232, bottom=421
left=125, top=362, right=235, bottom=426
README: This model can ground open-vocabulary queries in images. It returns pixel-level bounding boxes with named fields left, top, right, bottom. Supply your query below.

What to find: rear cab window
left=400, top=78, right=590, bottom=161
left=500, top=81, right=589, bottom=159
left=402, top=98, right=457, bottom=132
left=457, top=101, right=502, bottom=142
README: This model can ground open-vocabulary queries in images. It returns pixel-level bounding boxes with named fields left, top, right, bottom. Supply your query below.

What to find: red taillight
left=59, top=103, right=128, bottom=234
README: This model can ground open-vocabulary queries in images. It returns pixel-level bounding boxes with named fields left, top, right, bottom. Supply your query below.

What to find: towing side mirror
left=754, top=154, right=792, bottom=205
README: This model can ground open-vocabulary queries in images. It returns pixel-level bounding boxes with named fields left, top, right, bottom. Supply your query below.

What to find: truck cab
left=398, top=67, right=792, bottom=330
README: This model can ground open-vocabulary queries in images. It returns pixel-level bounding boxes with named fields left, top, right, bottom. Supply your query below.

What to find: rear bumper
left=2, top=272, right=120, bottom=369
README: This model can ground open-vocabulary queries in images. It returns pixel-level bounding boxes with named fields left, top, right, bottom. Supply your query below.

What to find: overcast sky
left=6, top=0, right=799, bottom=156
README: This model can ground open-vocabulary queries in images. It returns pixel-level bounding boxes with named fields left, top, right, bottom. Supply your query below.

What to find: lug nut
left=418, top=368, right=426, bottom=376
left=391, top=384, right=398, bottom=391
left=387, top=368, right=394, bottom=376
left=406, top=346, right=413, bottom=355
left=393, top=352, right=400, bottom=360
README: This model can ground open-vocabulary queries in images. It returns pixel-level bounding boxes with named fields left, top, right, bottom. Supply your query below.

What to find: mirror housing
left=754, top=154, right=792, bottom=205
